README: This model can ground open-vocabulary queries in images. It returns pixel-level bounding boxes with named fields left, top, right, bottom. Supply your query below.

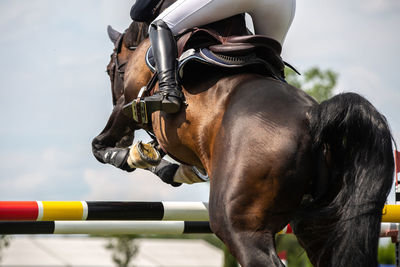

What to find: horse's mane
left=124, top=21, right=149, bottom=48
left=124, top=0, right=176, bottom=48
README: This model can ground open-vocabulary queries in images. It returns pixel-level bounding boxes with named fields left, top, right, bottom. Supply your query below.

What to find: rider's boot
left=144, top=20, right=183, bottom=114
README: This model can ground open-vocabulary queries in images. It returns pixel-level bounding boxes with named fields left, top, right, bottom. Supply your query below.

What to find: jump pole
left=0, top=221, right=211, bottom=235
left=0, top=221, right=397, bottom=236
left=0, top=201, right=209, bottom=221
left=1, top=201, right=400, bottom=222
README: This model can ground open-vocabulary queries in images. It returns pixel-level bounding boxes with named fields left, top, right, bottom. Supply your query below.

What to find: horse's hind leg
left=209, top=171, right=285, bottom=266
left=205, top=118, right=312, bottom=266
left=218, top=226, right=282, bottom=266
left=208, top=146, right=310, bottom=266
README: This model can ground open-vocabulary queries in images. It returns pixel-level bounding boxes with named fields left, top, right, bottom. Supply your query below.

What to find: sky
left=0, top=0, right=398, bottom=203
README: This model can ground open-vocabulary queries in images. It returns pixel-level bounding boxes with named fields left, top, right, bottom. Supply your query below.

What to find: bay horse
left=92, top=10, right=394, bottom=267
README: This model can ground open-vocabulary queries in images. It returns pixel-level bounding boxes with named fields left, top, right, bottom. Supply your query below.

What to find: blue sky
left=0, top=0, right=398, bottom=202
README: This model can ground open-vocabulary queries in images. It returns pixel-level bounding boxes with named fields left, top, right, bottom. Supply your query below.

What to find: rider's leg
left=154, top=0, right=295, bottom=45
left=145, top=20, right=183, bottom=114
left=144, top=0, right=246, bottom=114
left=154, top=0, right=246, bottom=35
left=144, top=0, right=295, bottom=113
left=249, top=0, right=296, bottom=45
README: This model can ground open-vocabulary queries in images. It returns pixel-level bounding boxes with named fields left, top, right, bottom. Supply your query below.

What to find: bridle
left=108, top=23, right=148, bottom=106
left=108, top=33, right=137, bottom=105
left=109, top=34, right=136, bottom=82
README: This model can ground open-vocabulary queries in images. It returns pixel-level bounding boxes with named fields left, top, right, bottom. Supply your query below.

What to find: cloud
left=100, top=0, right=133, bottom=32
left=362, top=0, right=400, bottom=14
left=0, top=1, right=50, bottom=43
left=0, top=145, right=209, bottom=202
left=0, top=147, right=88, bottom=200
left=83, top=167, right=209, bottom=201
left=0, top=0, right=398, bottom=203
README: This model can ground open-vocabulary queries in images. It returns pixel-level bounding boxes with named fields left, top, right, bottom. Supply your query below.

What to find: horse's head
left=106, top=21, right=149, bottom=106
left=106, top=1, right=177, bottom=106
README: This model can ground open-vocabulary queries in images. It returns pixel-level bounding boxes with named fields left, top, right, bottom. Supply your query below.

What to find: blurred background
left=0, top=1, right=399, bottom=266
left=0, top=0, right=398, bottom=202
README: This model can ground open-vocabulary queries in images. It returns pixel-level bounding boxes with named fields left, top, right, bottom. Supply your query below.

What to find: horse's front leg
left=91, top=96, right=183, bottom=186
left=92, top=96, right=137, bottom=172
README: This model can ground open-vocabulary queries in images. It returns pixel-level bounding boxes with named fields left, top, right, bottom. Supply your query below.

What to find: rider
left=130, top=0, right=296, bottom=114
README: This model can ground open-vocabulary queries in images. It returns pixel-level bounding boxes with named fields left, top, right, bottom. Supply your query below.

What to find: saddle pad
left=145, top=46, right=273, bottom=79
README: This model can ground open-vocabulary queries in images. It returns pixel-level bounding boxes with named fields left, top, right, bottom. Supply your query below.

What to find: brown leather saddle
left=175, top=14, right=285, bottom=78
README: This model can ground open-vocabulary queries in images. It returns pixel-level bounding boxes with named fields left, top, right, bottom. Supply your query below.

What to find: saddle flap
left=144, top=14, right=285, bottom=82
left=174, top=15, right=284, bottom=75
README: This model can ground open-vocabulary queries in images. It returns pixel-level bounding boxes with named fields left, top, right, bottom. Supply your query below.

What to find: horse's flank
left=124, top=40, right=316, bottom=175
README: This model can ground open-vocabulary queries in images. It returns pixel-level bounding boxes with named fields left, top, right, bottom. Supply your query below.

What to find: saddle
left=146, top=14, right=285, bottom=80
left=126, top=14, right=289, bottom=125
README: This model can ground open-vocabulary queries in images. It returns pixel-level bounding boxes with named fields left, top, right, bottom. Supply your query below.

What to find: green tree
left=105, top=236, right=139, bottom=267
left=276, top=235, right=312, bottom=267
left=285, top=66, right=338, bottom=103
left=378, top=242, right=395, bottom=265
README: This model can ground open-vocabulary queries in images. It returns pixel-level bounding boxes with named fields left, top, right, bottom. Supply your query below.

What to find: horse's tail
left=293, top=92, right=394, bottom=267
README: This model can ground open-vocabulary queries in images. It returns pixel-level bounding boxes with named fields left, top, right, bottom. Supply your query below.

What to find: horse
left=92, top=7, right=395, bottom=267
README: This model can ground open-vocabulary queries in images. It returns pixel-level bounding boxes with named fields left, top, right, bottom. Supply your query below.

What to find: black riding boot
left=144, top=20, right=183, bottom=114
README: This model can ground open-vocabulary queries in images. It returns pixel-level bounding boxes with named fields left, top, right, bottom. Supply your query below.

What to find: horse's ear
left=107, top=25, right=122, bottom=45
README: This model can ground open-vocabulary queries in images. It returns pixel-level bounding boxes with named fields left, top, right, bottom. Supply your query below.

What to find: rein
left=109, top=33, right=138, bottom=106
left=111, top=24, right=147, bottom=81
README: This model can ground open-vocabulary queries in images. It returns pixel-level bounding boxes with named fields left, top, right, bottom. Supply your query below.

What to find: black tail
left=293, top=93, right=394, bottom=267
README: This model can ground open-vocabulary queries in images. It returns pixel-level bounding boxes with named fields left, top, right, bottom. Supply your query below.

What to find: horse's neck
left=124, top=40, right=153, bottom=102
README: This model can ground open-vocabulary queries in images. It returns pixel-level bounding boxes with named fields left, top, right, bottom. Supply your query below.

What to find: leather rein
left=111, top=34, right=136, bottom=83
left=109, top=31, right=142, bottom=106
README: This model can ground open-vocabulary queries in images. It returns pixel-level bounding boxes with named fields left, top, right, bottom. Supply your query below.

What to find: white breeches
left=153, top=0, right=296, bottom=45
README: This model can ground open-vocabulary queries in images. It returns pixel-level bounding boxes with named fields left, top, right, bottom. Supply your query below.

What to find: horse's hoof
left=127, top=141, right=161, bottom=169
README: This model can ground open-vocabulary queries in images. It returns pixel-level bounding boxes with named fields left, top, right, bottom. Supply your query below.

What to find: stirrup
left=132, top=91, right=182, bottom=124
left=121, top=87, right=149, bottom=124
left=144, top=89, right=183, bottom=113
left=122, top=86, right=183, bottom=124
